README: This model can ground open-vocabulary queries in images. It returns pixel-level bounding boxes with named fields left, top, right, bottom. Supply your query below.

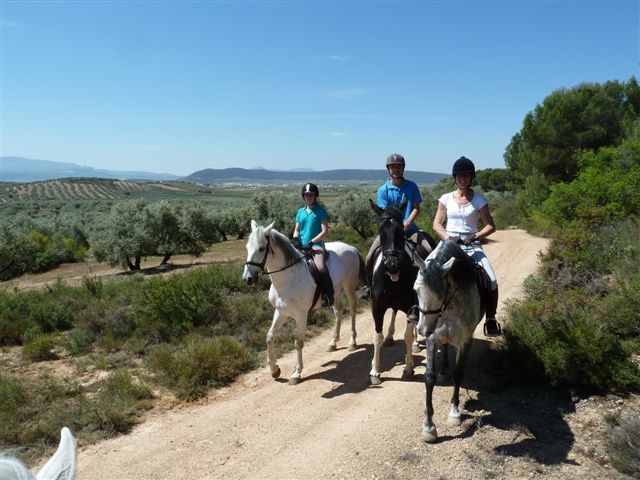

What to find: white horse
left=0, top=427, right=76, bottom=480
left=242, top=220, right=365, bottom=384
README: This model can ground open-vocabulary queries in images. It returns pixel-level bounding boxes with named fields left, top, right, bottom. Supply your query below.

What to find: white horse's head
left=242, top=219, right=275, bottom=286
left=414, top=255, right=455, bottom=338
left=0, top=427, right=76, bottom=480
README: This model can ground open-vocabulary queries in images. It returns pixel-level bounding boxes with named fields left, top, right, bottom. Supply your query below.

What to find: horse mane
left=269, top=228, right=304, bottom=265
left=422, top=240, right=477, bottom=297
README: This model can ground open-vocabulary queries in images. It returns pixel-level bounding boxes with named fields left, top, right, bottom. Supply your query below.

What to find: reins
left=244, top=233, right=306, bottom=275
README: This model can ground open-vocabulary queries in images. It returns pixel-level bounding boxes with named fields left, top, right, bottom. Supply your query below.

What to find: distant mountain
left=0, top=157, right=181, bottom=182
left=184, top=168, right=448, bottom=184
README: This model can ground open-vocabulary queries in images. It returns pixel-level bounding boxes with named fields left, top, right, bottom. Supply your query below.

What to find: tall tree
left=505, top=78, right=640, bottom=184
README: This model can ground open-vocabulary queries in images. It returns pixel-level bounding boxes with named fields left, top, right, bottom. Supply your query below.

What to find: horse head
left=414, top=253, right=456, bottom=337
left=370, top=197, right=408, bottom=281
left=242, top=219, right=275, bottom=286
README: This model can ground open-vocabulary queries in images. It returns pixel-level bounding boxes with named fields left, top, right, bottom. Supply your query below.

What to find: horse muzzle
left=242, top=267, right=260, bottom=286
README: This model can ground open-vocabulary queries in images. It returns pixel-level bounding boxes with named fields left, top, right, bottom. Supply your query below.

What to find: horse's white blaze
left=244, top=220, right=362, bottom=383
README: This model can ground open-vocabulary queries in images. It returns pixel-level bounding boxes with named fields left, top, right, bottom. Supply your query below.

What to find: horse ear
left=370, top=199, right=383, bottom=217
left=251, top=219, right=258, bottom=231
left=263, top=221, right=275, bottom=237
left=36, top=427, right=77, bottom=480
left=441, top=257, right=455, bottom=275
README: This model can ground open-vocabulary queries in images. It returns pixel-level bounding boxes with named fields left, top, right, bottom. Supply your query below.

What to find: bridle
left=416, top=260, right=459, bottom=324
left=244, top=233, right=305, bottom=275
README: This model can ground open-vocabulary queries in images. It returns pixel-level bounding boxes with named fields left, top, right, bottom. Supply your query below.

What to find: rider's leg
left=469, top=244, right=502, bottom=336
left=359, top=236, right=381, bottom=299
left=314, top=246, right=334, bottom=306
left=410, top=231, right=433, bottom=257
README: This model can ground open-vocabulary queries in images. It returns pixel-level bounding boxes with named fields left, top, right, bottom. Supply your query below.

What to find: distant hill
left=0, top=157, right=181, bottom=182
left=184, top=167, right=449, bottom=184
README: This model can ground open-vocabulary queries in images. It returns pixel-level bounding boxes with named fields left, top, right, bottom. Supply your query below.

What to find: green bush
left=94, top=369, right=153, bottom=434
left=606, top=413, right=640, bottom=477
left=148, top=335, right=256, bottom=400
left=22, top=333, right=58, bottom=362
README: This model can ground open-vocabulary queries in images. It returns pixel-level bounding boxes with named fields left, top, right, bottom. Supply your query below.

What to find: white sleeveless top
left=439, top=191, right=487, bottom=235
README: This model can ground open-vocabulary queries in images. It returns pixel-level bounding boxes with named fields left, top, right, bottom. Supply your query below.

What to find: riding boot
left=320, top=270, right=334, bottom=307
left=484, top=287, right=501, bottom=336
left=358, top=254, right=374, bottom=300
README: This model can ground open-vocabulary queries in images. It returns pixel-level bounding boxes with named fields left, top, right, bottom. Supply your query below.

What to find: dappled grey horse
left=413, top=240, right=486, bottom=442
left=242, top=220, right=365, bottom=384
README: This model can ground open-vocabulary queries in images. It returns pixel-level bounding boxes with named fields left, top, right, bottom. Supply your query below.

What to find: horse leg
left=369, top=324, right=384, bottom=386
left=437, top=343, right=450, bottom=384
left=327, top=293, right=342, bottom=352
left=422, top=334, right=438, bottom=443
left=412, top=324, right=421, bottom=353
left=266, top=309, right=288, bottom=379
left=402, top=319, right=415, bottom=380
left=288, top=313, right=307, bottom=385
left=345, top=286, right=358, bottom=351
left=383, top=310, right=396, bottom=346
left=447, top=339, right=472, bottom=426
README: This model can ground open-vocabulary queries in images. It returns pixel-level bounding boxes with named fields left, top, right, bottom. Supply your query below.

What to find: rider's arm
left=311, top=220, right=329, bottom=244
left=432, top=201, right=451, bottom=241
left=404, top=201, right=421, bottom=232
left=475, top=204, right=496, bottom=241
left=293, top=222, right=300, bottom=239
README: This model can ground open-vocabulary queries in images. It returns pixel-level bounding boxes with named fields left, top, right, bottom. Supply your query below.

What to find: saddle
left=301, top=248, right=330, bottom=310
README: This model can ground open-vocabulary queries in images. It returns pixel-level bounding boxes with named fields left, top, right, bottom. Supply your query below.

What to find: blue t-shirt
left=296, top=203, right=329, bottom=246
left=377, top=179, right=422, bottom=235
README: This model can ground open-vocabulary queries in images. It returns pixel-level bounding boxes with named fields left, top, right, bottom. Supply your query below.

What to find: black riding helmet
left=452, top=156, right=475, bottom=177
left=386, top=153, right=405, bottom=167
left=301, top=183, right=320, bottom=198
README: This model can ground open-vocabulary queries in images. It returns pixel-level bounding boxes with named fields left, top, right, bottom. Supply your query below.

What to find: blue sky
left=1, top=1, right=638, bottom=176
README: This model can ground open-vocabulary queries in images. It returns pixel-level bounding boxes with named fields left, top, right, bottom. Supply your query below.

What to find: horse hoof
left=271, top=366, right=281, bottom=379
left=382, top=337, right=394, bottom=347
left=327, top=344, right=337, bottom=352
left=288, top=376, right=301, bottom=385
left=447, top=414, right=462, bottom=426
left=401, top=369, right=414, bottom=381
left=412, top=344, right=421, bottom=354
left=370, top=375, right=382, bottom=386
left=422, top=426, right=438, bottom=443
left=348, top=343, right=357, bottom=352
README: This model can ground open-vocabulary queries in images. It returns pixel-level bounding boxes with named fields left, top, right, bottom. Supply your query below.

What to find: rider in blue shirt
left=361, top=153, right=434, bottom=300
left=293, top=183, right=334, bottom=307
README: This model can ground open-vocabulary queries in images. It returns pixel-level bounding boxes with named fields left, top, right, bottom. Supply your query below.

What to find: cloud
left=324, top=88, right=374, bottom=100
left=328, top=55, right=349, bottom=63
left=324, top=131, right=347, bottom=137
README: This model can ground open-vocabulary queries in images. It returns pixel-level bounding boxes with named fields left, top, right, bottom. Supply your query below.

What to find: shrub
left=22, top=333, right=58, bottom=362
left=147, top=335, right=255, bottom=400
left=606, top=413, right=640, bottom=477
left=93, top=369, right=153, bottom=434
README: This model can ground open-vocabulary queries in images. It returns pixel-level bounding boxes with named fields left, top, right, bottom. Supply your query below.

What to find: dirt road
left=74, top=230, right=629, bottom=479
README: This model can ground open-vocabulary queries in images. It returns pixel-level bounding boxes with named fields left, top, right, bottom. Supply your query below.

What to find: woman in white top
left=430, top=156, right=501, bottom=336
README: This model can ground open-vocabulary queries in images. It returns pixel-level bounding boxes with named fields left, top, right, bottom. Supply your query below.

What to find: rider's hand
left=461, top=234, right=477, bottom=245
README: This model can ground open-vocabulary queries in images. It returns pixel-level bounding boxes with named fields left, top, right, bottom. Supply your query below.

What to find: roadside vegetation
left=1, top=77, right=639, bottom=474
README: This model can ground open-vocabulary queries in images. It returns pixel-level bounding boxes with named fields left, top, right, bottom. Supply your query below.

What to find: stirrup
left=406, top=305, right=420, bottom=324
left=484, top=318, right=502, bottom=337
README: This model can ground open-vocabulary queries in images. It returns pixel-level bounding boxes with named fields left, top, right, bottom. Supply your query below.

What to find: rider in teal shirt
left=293, top=183, right=334, bottom=307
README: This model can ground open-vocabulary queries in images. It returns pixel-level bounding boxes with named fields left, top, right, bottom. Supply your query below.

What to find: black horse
left=367, top=197, right=422, bottom=385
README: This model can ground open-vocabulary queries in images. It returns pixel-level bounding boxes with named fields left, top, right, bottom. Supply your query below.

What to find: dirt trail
left=74, top=230, right=628, bottom=480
